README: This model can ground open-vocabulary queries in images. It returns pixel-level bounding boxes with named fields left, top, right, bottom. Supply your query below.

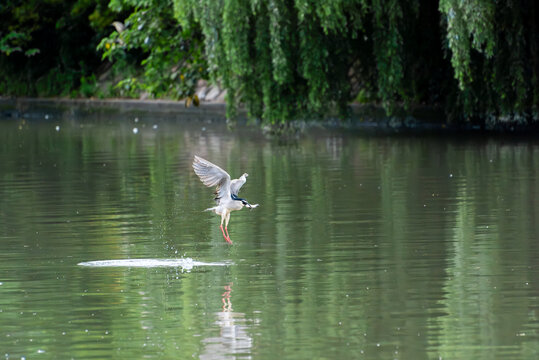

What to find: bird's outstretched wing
left=192, top=156, right=231, bottom=202
left=230, top=177, right=246, bottom=196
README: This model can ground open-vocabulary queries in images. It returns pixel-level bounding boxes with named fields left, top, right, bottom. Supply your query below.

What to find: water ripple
left=77, top=258, right=232, bottom=270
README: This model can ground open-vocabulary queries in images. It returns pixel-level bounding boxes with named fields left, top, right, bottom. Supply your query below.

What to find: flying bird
left=192, top=155, right=259, bottom=244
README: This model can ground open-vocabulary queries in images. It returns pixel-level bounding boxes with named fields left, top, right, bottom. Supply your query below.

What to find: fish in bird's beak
left=240, top=198, right=259, bottom=209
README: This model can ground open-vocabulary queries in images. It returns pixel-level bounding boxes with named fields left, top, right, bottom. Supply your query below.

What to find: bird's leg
left=219, top=213, right=228, bottom=242
left=219, top=224, right=229, bottom=243
left=224, top=212, right=231, bottom=243
left=219, top=211, right=232, bottom=244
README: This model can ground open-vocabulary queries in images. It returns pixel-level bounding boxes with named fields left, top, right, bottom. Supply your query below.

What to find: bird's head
left=231, top=193, right=247, bottom=205
left=242, top=173, right=249, bottom=179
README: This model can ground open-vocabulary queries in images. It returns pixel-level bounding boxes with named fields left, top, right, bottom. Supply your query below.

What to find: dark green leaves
left=98, top=0, right=207, bottom=99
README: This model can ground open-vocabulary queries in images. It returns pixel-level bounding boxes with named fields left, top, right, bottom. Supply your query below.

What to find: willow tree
left=439, top=0, right=539, bottom=123
left=173, top=0, right=539, bottom=125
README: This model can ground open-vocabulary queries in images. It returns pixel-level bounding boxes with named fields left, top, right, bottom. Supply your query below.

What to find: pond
left=1, top=112, right=539, bottom=359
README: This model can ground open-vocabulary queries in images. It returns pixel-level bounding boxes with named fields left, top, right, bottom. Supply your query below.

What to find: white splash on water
left=77, top=258, right=232, bottom=271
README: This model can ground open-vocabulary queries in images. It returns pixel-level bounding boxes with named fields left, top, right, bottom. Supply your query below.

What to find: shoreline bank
left=1, top=97, right=536, bottom=134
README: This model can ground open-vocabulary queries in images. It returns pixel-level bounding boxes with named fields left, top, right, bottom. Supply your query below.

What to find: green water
left=1, top=115, right=539, bottom=359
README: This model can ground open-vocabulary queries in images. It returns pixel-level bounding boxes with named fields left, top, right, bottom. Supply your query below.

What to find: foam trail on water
left=78, top=258, right=232, bottom=270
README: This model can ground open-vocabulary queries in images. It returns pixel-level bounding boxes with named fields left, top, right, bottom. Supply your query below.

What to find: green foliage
left=35, top=67, right=78, bottom=97
left=98, top=0, right=207, bottom=100
left=439, top=0, right=495, bottom=90
left=174, top=0, right=371, bottom=123
left=174, top=0, right=539, bottom=124
left=79, top=74, right=102, bottom=98
left=371, top=0, right=405, bottom=109
left=0, top=31, right=40, bottom=56
left=0, top=0, right=116, bottom=96
left=439, top=0, right=538, bottom=119
left=1, top=0, right=539, bottom=126
left=171, top=0, right=440, bottom=123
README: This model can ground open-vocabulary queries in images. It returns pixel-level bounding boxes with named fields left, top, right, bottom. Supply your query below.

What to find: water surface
left=1, top=114, right=539, bottom=359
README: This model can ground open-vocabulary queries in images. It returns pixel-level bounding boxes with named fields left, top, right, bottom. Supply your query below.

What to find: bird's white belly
left=213, top=201, right=243, bottom=215
left=229, top=201, right=244, bottom=211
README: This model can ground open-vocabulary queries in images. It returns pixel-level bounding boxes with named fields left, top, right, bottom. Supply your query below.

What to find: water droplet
left=449, top=173, right=453, bottom=178
left=134, top=117, right=139, bottom=123
left=133, top=127, right=139, bottom=134
left=37, top=350, right=45, bottom=354
left=55, top=125, right=60, bottom=131
left=153, top=124, right=158, bottom=129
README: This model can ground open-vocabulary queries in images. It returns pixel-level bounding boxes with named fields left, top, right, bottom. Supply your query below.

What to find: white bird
left=192, top=155, right=259, bottom=244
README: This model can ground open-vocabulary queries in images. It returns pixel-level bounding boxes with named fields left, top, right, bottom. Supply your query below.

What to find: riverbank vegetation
left=1, top=0, right=538, bottom=127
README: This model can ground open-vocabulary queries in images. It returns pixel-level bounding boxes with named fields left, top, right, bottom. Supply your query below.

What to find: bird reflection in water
left=222, top=283, right=232, bottom=311
left=200, top=282, right=253, bottom=359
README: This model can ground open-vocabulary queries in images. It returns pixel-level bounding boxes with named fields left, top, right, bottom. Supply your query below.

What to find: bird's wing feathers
left=192, top=156, right=231, bottom=201
left=230, top=177, right=246, bottom=196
